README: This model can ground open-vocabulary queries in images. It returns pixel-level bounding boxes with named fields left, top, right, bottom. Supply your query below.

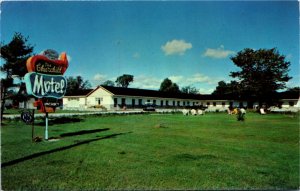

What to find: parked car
left=143, top=102, right=156, bottom=111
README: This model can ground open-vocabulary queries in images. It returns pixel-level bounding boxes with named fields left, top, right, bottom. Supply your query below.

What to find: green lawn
left=1, top=112, right=299, bottom=190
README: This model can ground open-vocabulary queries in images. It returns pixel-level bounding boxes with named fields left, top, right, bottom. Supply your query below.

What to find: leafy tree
left=0, top=32, right=34, bottom=122
left=159, top=78, right=180, bottom=93
left=181, top=85, right=199, bottom=94
left=101, top=80, right=115, bottom=87
left=66, top=76, right=91, bottom=95
left=230, top=48, right=292, bottom=102
left=212, top=81, right=228, bottom=95
left=115, top=74, right=134, bottom=88
left=212, top=80, right=240, bottom=95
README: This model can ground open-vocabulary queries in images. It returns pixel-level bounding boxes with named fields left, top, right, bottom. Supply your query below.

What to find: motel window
left=177, top=101, right=180, bottom=106
left=153, top=100, right=156, bottom=106
left=166, top=100, right=169, bottom=106
left=187, top=101, right=190, bottom=106
left=183, top=101, right=185, bottom=106
left=95, top=98, right=103, bottom=105
left=114, top=98, right=118, bottom=107
left=139, top=99, right=142, bottom=106
left=161, top=100, right=164, bottom=107
left=132, top=99, right=135, bottom=107
left=173, top=101, right=176, bottom=106
left=122, top=98, right=126, bottom=106
left=239, top=102, right=244, bottom=108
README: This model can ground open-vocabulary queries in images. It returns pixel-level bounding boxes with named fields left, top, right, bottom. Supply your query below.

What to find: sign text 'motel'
left=24, top=73, right=66, bottom=98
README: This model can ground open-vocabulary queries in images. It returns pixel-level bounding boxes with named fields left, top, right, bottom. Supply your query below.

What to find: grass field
left=1, top=112, right=299, bottom=190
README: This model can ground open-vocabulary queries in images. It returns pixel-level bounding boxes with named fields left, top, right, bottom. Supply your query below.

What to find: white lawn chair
left=198, top=109, right=204, bottom=115
left=182, top=109, right=189, bottom=116
left=260, top=108, right=266, bottom=115
left=191, top=109, right=197, bottom=115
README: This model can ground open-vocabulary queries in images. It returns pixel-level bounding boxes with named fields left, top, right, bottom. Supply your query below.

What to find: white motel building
left=62, top=85, right=300, bottom=111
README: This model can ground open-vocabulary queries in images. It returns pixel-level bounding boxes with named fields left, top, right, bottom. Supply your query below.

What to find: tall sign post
left=24, top=49, right=69, bottom=141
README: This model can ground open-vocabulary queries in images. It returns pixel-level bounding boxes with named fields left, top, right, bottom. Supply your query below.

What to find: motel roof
left=101, top=85, right=202, bottom=100
left=64, top=89, right=94, bottom=97
left=64, top=85, right=299, bottom=101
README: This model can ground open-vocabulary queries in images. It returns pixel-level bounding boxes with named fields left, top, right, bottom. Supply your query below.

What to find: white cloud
left=167, top=73, right=225, bottom=94
left=166, top=73, right=220, bottom=93
left=161, top=39, right=192, bottom=56
left=169, top=74, right=210, bottom=85
left=169, top=75, right=184, bottom=83
left=199, top=87, right=215, bottom=94
left=186, top=73, right=218, bottom=85
left=203, top=45, right=235, bottom=59
left=93, top=74, right=107, bottom=82
left=131, top=75, right=162, bottom=90
left=167, top=74, right=211, bottom=85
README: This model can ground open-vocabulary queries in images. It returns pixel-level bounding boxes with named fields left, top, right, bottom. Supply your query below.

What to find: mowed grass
left=1, top=112, right=299, bottom=190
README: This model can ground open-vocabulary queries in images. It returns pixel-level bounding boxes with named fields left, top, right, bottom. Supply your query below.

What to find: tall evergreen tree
left=0, top=32, right=34, bottom=122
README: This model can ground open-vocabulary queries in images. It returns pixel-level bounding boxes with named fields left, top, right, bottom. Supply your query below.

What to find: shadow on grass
left=173, top=153, right=218, bottom=161
left=2, top=132, right=132, bottom=168
left=36, top=117, right=84, bottom=126
left=59, top=128, right=110, bottom=138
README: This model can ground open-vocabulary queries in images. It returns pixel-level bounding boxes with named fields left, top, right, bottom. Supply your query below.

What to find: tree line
left=66, top=74, right=199, bottom=96
left=1, top=32, right=298, bottom=120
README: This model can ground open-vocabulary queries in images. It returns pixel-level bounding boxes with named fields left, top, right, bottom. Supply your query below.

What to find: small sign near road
left=21, top=110, right=34, bottom=124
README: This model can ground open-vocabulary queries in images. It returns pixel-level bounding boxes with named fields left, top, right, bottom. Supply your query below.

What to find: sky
left=1, top=1, right=299, bottom=94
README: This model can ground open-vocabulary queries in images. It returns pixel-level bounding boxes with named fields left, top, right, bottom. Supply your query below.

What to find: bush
left=89, top=105, right=107, bottom=111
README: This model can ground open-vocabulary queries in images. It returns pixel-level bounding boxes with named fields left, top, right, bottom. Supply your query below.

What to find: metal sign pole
left=45, top=112, right=49, bottom=140
left=32, top=109, right=35, bottom=142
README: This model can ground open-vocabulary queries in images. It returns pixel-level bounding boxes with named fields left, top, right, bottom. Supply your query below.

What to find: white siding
left=63, top=97, right=86, bottom=109
left=281, top=99, right=299, bottom=108
left=19, top=98, right=36, bottom=109
left=88, top=87, right=114, bottom=109
left=63, top=87, right=115, bottom=110
left=295, top=97, right=300, bottom=108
